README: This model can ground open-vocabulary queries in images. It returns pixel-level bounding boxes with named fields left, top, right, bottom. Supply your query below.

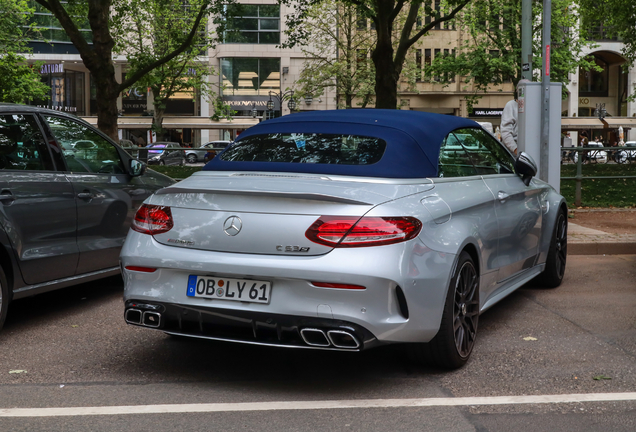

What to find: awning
left=601, top=118, right=636, bottom=129
left=80, top=116, right=259, bottom=130
left=561, top=117, right=636, bottom=130
left=560, top=117, right=605, bottom=129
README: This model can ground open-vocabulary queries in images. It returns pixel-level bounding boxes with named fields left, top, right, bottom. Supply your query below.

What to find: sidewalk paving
left=568, top=222, right=636, bottom=255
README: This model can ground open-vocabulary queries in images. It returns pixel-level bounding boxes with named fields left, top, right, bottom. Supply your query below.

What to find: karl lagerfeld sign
left=470, top=108, right=504, bottom=117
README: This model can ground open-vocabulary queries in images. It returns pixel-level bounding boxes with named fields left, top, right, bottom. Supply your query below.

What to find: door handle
left=497, top=191, right=510, bottom=203
left=77, top=192, right=93, bottom=200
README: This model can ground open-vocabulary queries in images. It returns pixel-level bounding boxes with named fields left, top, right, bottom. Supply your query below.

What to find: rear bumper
left=124, top=300, right=379, bottom=351
left=121, top=231, right=456, bottom=345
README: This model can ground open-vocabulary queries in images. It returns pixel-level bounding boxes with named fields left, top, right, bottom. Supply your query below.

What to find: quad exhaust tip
left=143, top=311, right=161, bottom=328
left=125, top=308, right=142, bottom=325
left=300, top=328, right=360, bottom=349
left=300, top=328, right=330, bottom=347
left=327, top=330, right=360, bottom=349
left=125, top=308, right=161, bottom=328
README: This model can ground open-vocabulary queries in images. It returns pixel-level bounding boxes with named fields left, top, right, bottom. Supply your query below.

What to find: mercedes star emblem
left=223, top=216, right=242, bottom=236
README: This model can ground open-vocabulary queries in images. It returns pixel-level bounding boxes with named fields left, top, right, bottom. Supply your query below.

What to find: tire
left=159, top=160, right=165, bottom=166
left=0, top=265, right=9, bottom=332
left=616, top=151, right=627, bottom=164
left=409, top=251, right=479, bottom=369
left=534, top=210, right=567, bottom=288
left=186, top=154, right=197, bottom=164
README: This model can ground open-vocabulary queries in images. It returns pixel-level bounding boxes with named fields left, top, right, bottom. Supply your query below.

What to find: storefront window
left=32, top=67, right=85, bottom=115
left=221, top=58, right=280, bottom=97
left=579, top=56, right=608, bottom=97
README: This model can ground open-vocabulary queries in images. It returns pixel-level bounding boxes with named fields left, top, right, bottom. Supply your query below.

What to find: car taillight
left=132, top=204, right=173, bottom=235
left=305, top=216, right=422, bottom=248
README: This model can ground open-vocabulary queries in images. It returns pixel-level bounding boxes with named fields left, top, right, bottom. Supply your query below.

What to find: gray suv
left=0, top=104, right=174, bottom=331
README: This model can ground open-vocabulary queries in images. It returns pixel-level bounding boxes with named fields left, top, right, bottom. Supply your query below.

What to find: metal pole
left=540, top=0, right=551, bottom=181
left=521, top=0, right=532, bottom=81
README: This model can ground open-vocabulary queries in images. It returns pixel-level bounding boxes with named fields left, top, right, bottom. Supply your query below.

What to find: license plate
left=187, top=275, right=272, bottom=304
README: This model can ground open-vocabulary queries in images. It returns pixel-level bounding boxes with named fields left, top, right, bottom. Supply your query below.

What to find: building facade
left=23, top=2, right=636, bottom=146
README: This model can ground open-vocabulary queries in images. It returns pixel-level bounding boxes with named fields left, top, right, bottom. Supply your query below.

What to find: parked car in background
left=121, top=109, right=567, bottom=369
left=147, top=142, right=186, bottom=166
left=185, top=140, right=232, bottom=164
left=0, top=103, right=175, bottom=331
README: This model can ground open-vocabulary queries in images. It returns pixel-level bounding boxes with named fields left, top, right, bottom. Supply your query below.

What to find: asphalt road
left=0, top=255, right=635, bottom=431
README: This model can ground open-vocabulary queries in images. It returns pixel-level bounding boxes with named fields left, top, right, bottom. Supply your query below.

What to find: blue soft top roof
left=203, top=109, right=479, bottom=178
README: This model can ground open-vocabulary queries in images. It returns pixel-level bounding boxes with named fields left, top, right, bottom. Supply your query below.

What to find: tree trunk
left=371, top=5, right=399, bottom=109
left=153, top=106, right=166, bottom=139
left=93, top=74, right=120, bottom=142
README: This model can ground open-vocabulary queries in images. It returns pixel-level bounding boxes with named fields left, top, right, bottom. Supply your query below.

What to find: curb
left=568, top=241, right=636, bottom=255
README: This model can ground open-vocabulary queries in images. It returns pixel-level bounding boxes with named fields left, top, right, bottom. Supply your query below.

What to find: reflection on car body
left=0, top=103, right=175, bottom=332
left=121, top=109, right=567, bottom=369
left=185, top=140, right=232, bottom=164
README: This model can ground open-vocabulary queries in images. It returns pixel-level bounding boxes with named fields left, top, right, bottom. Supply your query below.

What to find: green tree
left=578, top=0, right=636, bottom=65
left=294, top=0, right=376, bottom=108
left=281, top=0, right=473, bottom=109
left=0, top=0, right=49, bottom=103
left=32, top=0, right=228, bottom=141
left=425, top=0, right=596, bottom=110
left=113, top=0, right=221, bottom=136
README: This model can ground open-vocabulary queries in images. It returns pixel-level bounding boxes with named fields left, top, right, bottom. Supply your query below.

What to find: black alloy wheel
left=0, top=265, right=9, bottom=332
left=408, top=251, right=479, bottom=369
left=535, top=210, right=567, bottom=288
left=451, top=256, right=480, bottom=359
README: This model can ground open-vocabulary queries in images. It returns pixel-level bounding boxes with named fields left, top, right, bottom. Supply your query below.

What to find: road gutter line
left=1, top=392, right=636, bottom=417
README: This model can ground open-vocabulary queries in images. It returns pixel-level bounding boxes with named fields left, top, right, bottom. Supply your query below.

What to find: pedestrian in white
left=500, top=79, right=530, bottom=155
left=500, top=99, right=518, bottom=155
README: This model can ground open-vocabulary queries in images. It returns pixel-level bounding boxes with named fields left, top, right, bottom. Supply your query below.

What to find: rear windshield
left=220, top=133, right=386, bottom=165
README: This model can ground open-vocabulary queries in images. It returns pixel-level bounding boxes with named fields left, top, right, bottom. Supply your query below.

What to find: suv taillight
left=305, top=216, right=421, bottom=248
left=132, top=204, right=173, bottom=235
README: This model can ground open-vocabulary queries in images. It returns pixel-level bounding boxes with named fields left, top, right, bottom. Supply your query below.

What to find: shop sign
left=36, top=104, right=77, bottom=112
left=223, top=96, right=275, bottom=111
left=470, top=108, right=504, bottom=117
left=40, top=63, right=64, bottom=74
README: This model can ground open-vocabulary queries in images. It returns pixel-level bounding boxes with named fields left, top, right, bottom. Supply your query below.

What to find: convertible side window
left=44, top=116, right=126, bottom=174
left=438, top=133, right=477, bottom=177
left=453, top=128, right=515, bottom=175
left=0, top=114, right=53, bottom=171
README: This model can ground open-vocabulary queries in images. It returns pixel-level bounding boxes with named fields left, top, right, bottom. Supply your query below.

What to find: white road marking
left=1, top=393, right=636, bottom=417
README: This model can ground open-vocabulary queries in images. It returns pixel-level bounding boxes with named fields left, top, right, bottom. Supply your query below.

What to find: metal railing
left=560, top=146, right=636, bottom=206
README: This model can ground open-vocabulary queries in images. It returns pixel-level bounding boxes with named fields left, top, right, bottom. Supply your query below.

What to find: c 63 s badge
left=277, top=245, right=310, bottom=253
left=167, top=239, right=195, bottom=246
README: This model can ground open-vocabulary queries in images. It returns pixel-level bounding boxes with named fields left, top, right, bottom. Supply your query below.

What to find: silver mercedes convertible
left=120, top=109, right=567, bottom=369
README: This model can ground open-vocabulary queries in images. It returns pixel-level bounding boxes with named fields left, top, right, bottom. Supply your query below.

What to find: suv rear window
left=220, top=133, right=386, bottom=165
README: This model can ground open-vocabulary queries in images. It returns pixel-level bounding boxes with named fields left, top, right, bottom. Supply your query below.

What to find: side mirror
left=515, top=152, right=537, bottom=186
left=129, top=159, right=145, bottom=177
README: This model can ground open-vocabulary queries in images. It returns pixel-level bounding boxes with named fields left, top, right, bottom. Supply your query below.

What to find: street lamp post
left=267, top=90, right=296, bottom=118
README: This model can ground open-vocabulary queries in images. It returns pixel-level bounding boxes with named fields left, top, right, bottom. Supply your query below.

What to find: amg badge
left=276, top=245, right=310, bottom=253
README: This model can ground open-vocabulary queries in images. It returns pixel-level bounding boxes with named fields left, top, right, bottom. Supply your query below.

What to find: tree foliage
left=280, top=0, right=473, bottom=109
left=0, top=0, right=49, bottom=103
left=578, top=0, right=636, bottom=65
left=294, top=0, right=375, bottom=108
left=425, top=0, right=596, bottom=110
left=32, top=0, right=227, bottom=140
left=112, top=0, right=224, bottom=134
